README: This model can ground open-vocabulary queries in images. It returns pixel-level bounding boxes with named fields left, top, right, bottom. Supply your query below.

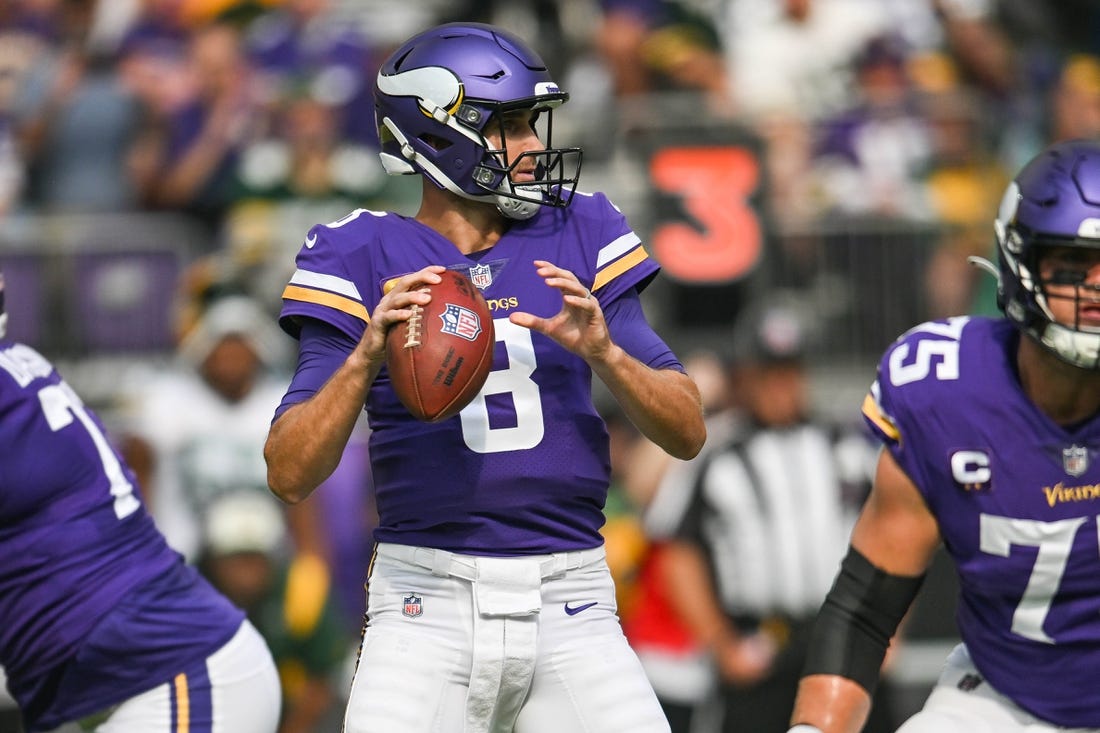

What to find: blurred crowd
left=3, top=0, right=1100, bottom=324
left=1, top=0, right=1099, bottom=731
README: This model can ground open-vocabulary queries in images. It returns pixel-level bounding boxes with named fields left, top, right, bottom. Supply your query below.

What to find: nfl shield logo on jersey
left=403, top=594, right=423, bottom=618
left=469, top=264, right=492, bottom=289
left=1063, top=445, right=1089, bottom=477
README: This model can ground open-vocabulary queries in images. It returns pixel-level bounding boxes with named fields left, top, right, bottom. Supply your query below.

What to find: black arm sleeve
left=801, top=546, right=926, bottom=693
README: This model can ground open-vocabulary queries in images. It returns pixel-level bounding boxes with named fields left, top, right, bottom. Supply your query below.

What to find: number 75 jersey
left=862, top=316, right=1100, bottom=728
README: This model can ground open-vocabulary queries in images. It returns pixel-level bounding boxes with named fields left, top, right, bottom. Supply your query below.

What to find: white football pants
left=344, top=543, right=670, bottom=733
left=897, top=644, right=1100, bottom=733
left=96, top=620, right=280, bottom=733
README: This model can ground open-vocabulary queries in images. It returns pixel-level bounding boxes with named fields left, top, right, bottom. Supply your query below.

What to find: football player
left=787, top=138, right=1100, bottom=733
left=0, top=272, right=281, bottom=732
left=264, top=21, right=706, bottom=733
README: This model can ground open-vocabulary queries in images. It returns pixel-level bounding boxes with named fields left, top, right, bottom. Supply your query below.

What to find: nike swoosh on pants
left=563, top=602, right=597, bottom=616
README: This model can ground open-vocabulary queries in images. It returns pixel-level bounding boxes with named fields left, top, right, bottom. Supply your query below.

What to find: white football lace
left=404, top=304, right=423, bottom=348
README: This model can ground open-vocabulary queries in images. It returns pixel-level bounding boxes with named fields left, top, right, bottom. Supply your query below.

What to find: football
left=385, top=269, right=495, bottom=422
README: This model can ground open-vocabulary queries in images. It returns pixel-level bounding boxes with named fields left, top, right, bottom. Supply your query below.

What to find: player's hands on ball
left=384, top=269, right=494, bottom=422
left=510, top=260, right=610, bottom=362
left=356, top=265, right=446, bottom=363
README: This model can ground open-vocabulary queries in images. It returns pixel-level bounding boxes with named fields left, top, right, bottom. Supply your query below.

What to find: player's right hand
left=355, top=266, right=445, bottom=363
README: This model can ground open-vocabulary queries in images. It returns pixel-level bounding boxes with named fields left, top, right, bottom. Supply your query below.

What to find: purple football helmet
left=0, top=270, right=6, bottom=339
left=374, top=22, right=581, bottom=220
left=983, top=138, right=1100, bottom=368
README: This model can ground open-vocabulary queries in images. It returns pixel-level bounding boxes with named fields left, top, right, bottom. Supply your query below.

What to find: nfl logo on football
left=403, top=594, right=423, bottom=618
left=441, top=304, right=482, bottom=341
left=469, top=264, right=492, bottom=289
left=1063, top=445, right=1089, bottom=477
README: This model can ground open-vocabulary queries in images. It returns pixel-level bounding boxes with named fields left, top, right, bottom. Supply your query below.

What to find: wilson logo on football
left=440, top=303, right=482, bottom=341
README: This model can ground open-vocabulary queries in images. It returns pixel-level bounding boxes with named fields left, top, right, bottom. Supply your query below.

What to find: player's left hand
left=510, top=260, right=611, bottom=361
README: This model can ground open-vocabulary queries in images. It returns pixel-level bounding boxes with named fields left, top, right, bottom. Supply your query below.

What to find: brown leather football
left=385, top=270, right=495, bottom=422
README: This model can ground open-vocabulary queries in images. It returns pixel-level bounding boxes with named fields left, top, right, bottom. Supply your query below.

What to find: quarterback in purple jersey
left=0, top=274, right=281, bottom=732
left=264, top=22, right=705, bottom=733
left=788, top=140, right=1100, bottom=733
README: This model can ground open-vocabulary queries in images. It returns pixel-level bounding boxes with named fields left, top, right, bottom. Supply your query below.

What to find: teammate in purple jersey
left=787, top=139, right=1100, bottom=733
left=264, top=22, right=705, bottom=733
left=0, top=273, right=281, bottom=732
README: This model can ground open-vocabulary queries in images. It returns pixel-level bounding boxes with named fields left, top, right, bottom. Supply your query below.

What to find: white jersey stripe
left=289, top=268, right=363, bottom=301
left=596, top=232, right=641, bottom=268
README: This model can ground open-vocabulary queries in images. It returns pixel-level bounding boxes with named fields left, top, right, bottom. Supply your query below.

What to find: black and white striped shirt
left=646, top=417, right=876, bottom=620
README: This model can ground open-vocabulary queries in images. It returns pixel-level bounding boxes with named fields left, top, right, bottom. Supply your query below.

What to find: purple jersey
left=862, top=316, right=1100, bottom=727
left=0, top=340, right=244, bottom=731
left=278, top=192, right=662, bottom=555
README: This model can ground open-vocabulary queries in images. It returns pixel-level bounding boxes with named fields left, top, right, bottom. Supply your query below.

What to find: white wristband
left=787, top=726, right=824, bottom=733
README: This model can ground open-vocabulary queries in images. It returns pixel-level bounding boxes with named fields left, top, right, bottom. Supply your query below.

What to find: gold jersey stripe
left=593, top=246, right=649, bottom=293
left=862, top=392, right=900, bottom=442
left=174, top=673, right=190, bottom=733
left=282, top=284, right=370, bottom=323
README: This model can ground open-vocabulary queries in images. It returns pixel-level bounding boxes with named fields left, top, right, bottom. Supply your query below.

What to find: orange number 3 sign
left=649, top=146, right=763, bottom=284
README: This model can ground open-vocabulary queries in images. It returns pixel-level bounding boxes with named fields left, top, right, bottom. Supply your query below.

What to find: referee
left=642, top=301, right=893, bottom=732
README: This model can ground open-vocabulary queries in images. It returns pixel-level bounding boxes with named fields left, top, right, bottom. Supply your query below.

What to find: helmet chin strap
left=494, top=183, right=542, bottom=220
left=1040, top=321, right=1100, bottom=369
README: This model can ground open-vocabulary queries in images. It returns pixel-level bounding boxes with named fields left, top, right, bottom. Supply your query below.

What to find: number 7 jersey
left=0, top=340, right=244, bottom=730
left=862, top=316, right=1100, bottom=727
left=278, top=192, right=661, bottom=556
